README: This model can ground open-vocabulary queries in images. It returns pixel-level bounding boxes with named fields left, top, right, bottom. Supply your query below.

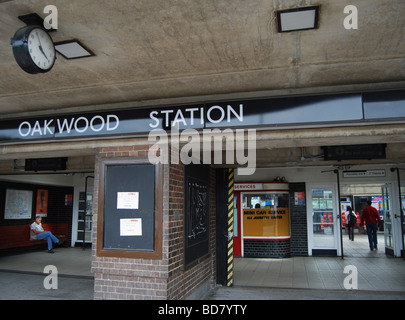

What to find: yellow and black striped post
left=227, top=168, right=234, bottom=287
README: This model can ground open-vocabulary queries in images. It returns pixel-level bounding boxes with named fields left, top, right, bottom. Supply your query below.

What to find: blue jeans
left=366, top=224, right=378, bottom=250
left=37, top=231, right=59, bottom=250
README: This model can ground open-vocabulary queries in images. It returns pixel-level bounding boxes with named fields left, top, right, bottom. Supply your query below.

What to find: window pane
left=312, top=188, right=335, bottom=248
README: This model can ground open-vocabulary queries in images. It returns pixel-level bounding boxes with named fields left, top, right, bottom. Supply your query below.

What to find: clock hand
left=36, top=31, right=49, bottom=61
left=39, top=45, right=49, bottom=61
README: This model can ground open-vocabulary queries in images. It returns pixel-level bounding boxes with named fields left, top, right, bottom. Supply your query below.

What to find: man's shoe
left=48, top=249, right=55, bottom=253
left=56, top=236, right=66, bottom=247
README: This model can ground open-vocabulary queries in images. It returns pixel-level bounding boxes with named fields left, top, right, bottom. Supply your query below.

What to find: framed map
left=4, top=189, right=33, bottom=219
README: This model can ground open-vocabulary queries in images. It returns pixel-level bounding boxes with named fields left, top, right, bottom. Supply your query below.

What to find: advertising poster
left=294, top=191, right=305, bottom=206
left=36, top=189, right=48, bottom=216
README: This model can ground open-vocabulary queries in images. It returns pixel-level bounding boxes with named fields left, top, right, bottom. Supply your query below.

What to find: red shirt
left=360, top=205, right=381, bottom=225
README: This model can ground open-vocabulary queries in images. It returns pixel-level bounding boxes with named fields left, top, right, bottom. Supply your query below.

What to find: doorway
left=73, top=176, right=94, bottom=248
left=340, top=183, right=403, bottom=258
left=307, top=179, right=404, bottom=258
left=307, top=183, right=340, bottom=256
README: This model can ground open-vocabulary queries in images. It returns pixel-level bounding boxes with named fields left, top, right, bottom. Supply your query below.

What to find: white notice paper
left=117, top=192, right=139, bottom=209
left=120, top=218, right=142, bottom=236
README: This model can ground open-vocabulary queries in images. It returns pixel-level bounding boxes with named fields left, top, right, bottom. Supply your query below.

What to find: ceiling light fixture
left=54, top=40, right=94, bottom=59
left=276, top=6, right=320, bottom=32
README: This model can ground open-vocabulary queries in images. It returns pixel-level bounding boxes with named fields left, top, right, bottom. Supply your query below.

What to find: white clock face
left=27, top=28, right=55, bottom=70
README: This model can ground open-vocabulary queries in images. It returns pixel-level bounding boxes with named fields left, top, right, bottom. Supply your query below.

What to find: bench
left=0, top=223, right=69, bottom=250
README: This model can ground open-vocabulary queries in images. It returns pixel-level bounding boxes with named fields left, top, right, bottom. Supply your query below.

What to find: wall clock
left=11, top=25, right=56, bottom=74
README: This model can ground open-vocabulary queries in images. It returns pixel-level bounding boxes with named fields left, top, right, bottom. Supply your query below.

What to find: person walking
left=360, top=200, right=381, bottom=251
left=346, top=206, right=356, bottom=241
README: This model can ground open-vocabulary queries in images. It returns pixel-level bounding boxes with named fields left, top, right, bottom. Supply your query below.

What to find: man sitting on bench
left=30, top=216, right=60, bottom=253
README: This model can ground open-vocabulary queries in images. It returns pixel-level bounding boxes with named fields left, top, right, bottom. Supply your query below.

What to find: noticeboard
left=97, top=159, right=162, bottom=259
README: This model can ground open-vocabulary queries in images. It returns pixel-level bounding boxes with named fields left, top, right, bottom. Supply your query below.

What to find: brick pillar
left=289, top=182, right=308, bottom=256
left=91, top=145, right=216, bottom=300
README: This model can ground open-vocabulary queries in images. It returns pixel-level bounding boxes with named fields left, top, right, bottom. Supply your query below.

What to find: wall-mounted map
left=5, top=189, right=33, bottom=219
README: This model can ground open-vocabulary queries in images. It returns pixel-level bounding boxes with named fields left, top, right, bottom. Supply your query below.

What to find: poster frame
left=4, top=189, right=33, bottom=220
left=96, top=158, right=163, bottom=259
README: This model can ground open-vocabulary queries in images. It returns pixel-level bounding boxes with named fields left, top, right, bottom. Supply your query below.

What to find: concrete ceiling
left=1, top=0, right=405, bottom=119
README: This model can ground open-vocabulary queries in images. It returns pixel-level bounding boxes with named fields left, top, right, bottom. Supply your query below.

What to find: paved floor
left=210, top=233, right=405, bottom=299
left=0, top=247, right=93, bottom=300
left=0, top=246, right=92, bottom=278
left=342, top=230, right=387, bottom=258
left=209, top=286, right=405, bottom=300
left=0, top=234, right=404, bottom=300
left=232, top=234, right=405, bottom=292
left=0, top=271, right=94, bottom=300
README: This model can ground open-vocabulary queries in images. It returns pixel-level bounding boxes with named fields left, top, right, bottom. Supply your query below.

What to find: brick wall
left=243, top=239, right=291, bottom=258
left=92, top=145, right=216, bottom=300
left=167, top=164, right=217, bottom=299
left=289, top=182, right=308, bottom=256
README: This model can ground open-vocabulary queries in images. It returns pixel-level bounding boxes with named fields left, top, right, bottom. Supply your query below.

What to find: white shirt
left=30, top=222, right=44, bottom=232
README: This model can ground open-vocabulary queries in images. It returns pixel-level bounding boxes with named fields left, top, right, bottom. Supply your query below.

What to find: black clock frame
left=11, top=25, right=56, bottom=74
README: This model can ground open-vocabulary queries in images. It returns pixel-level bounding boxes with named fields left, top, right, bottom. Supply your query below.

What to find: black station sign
left=0, top=90, right=403, bottom=143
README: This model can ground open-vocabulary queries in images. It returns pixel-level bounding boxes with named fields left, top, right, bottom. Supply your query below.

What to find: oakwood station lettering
left=16, top=103, right=244, bottom=138
left=18, top=114, right=119, bottom=137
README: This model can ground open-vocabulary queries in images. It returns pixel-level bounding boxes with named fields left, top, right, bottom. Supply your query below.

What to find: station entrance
left=232, top=166, right=404, bottom=259
left=227, top=165, right=405, bottom=289
left=308, top=179, right=404, bottom=259
left=339, top=181, right=405, bottom=258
